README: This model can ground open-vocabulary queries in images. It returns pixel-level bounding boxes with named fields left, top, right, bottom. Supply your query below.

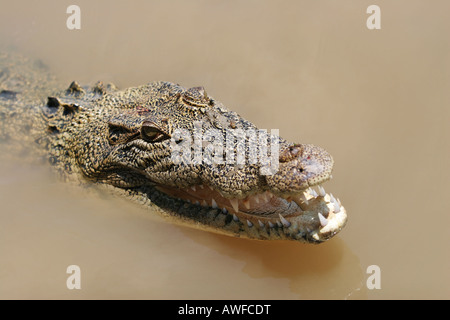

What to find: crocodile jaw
left=156, top=182, right=347, bottom=243
left=153, top=143, right=346, bottom=243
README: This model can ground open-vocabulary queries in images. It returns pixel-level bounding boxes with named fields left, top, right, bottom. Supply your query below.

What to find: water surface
left=0, top=0, right=448, bottom=299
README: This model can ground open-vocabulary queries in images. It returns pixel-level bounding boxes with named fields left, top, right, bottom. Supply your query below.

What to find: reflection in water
left=182, top=229, right=366, bottom=299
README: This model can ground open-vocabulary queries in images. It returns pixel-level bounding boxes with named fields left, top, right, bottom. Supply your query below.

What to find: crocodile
left=0, top=52, right=347, bottom=243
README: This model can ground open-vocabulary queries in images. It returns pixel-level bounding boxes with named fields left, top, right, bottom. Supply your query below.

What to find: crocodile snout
left=264, top=144, right=334, bottom=194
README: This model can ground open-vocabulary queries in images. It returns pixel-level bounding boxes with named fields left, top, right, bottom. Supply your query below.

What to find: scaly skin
left=0, top=52, right=347, bottom=243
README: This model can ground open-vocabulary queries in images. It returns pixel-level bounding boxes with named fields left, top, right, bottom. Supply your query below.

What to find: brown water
left=0, top=0, right=449, bottom=299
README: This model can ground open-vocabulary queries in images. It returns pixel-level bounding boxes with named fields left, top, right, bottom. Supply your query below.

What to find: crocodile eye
left=141, top=121, right=170, bottom=143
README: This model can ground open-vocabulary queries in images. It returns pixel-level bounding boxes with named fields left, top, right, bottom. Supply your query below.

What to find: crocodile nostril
left=279, top=144, right=303, bottom=163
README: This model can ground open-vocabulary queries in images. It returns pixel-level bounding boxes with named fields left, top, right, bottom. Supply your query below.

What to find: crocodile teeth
left=254, top=196, right=260, bottom=204
left=330, top=193, right=340, bottom=212
left=279, top=214, right=291, bottom=228
left=211, top=198, right=218, bottom=209
left=222, top=208, right=228, bottom=214
left=318, top=213, right=328, bottom=227
left=242, top=199, right=251, bottom=209
left=330, top=193, right=336, bottom=203
left=233, top=214, right=239, bottom=222
left=247, top=220, right=253, bottom=228
left=194, top=200, right=200, bottom=205
left=201, top=200, right=208, bottom=207
left=333, top=202, right=341, bottom=213
left=289, top=196, right=304, bottom=211
left=310, top=188, right=318, bottom=198
left=318, top=185, right=326, bottom=197
left=198, top=184, right=204, bottom=189
left=191, top=186, right=196, bottom=192
left=295, top=194, right=309, bottom=206
left=268, top=221, right=275, bottom=228
left=258, top=220, right=265, bottom=228
left=229, top=199, right=239, bottom=213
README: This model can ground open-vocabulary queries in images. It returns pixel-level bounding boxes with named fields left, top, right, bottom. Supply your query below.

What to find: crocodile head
left=46, top=81, right=347, bottom=243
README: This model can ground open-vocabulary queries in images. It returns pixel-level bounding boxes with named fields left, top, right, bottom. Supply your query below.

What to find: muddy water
left=0, top=0, right=449, bottom=299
